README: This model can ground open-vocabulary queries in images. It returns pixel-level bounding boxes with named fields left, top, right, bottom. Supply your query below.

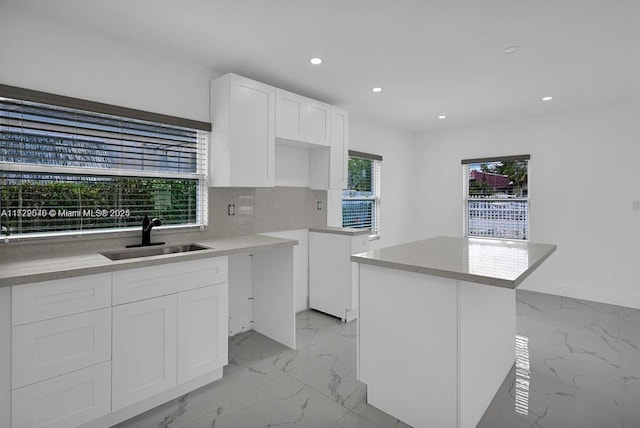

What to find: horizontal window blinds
left=0, top=98, right=206, bottom=176
left=0, top=84, right=211, bottom=131
left=343, top=153, right=381, bottom=236
left=0, top=95, right=208, bottom=238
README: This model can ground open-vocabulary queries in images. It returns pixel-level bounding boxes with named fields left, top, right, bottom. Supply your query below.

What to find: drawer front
left=112, top=256, right=228, bottom=305
left=12, top=273, right=112, bottom=326
left=12, top=361, right=111, bottom=428
left=350, top=235, right=369, bottom=254
left=12, top=308, right=111, bottom=389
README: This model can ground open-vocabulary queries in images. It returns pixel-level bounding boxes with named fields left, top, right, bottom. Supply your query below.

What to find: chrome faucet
left=141, top=215, right=162, bottom=246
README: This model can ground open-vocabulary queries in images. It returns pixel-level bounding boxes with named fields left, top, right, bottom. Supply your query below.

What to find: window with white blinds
left=342, top=151, right=382, bottom=238
left=462, top=155, right=529, bottom=240
left=0, top=86, right=209, bottom=238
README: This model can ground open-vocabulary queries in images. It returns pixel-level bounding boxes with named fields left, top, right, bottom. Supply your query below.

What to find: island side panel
left=458, top=281, right=515, bottom=428
left=358, top=264, right=458, bottom=428
left=252, top=246, right=296, bottom=349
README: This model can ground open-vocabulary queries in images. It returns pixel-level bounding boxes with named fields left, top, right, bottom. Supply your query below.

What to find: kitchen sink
left=100, top=243, right=211, bottom=261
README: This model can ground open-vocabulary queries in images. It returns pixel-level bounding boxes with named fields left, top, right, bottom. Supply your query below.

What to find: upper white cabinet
left=275, top=89, right=306, bottom=142
left=210, top=73, right=276, bottom=187
left=211, top=73, right=347, bottom=189
left=306, top=100, right=331, bottom=146
left=330, top=107, right=349, bottom=190
left=276, top=89, right=331, bottom=147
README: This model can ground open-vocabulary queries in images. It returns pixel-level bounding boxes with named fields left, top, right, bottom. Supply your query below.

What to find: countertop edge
left=351, top=241, right=558, bottom=289
left=0, top=235, right=298, bottom=287
left=309, top=227, right=371, bottom=236
left=351, top=255, right=517, bottom=289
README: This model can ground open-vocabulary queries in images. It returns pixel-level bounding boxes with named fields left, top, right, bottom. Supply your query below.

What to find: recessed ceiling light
left=438, top=115, right=447, bottom=119
left=542, top=96, right=553, bottom=101
left=503, top=45, right=521, bottom=54
left=372, top=87, right=383, bottom=93
left=309, top=57, right=323, bottom=65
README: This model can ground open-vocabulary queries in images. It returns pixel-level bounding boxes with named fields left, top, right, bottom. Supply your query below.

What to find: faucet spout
left=141, top=215, right=162, bottom=246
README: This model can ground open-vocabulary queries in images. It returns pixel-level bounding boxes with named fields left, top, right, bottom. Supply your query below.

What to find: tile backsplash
left=2, top=187, right=327, bottom=261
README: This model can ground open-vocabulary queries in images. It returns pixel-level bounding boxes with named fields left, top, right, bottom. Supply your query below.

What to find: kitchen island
left=351, top=236, right=556, bottom=428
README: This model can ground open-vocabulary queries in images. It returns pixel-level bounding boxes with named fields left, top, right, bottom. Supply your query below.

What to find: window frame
left=0, top=85, right=210, bottom=241
left=342, top=150, right=382, bottom=240
left=462, top=155, right=530, bottom=241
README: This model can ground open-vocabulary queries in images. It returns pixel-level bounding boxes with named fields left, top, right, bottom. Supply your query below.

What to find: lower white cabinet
left=309, top=230, right=369, bottom=321
left=11, top=362, right=111, bottom=428
left=7, top=257, right=230, bottom=427
left=12, top=308, right=111, bottom=389
left=112, top=294, right=178, bottom=411
left=178, top=284, right=228, bottom=383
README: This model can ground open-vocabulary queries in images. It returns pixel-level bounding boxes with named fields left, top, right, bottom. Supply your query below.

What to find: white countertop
left=0, top=234, right=298, bottom=287
left=351, top=236, right=556, bottom=288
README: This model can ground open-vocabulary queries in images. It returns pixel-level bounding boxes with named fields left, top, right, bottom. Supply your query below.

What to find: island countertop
left=351, top=236, right=556, bottom=288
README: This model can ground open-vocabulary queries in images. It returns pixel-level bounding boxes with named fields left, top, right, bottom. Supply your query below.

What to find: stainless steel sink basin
left=100, top=243, right=211, bottom=261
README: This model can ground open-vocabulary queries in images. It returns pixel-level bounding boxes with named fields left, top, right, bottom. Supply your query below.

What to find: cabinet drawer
left=350, top=235, right=370, bottom=254
left=12, top=273, right=111, bottom=326
left=112, top=256, right=228, bottom=305
left=12, top=308, right=111, bottom=389
left=12, top=361, right=111, bottom=428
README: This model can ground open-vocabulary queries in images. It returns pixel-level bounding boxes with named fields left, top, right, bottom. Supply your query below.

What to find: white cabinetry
left=330, top=107, right=349, bottom=190
left=12, top=308, right=111, bottom=389
left=111, top=257, right=228, bottom=411
left=276, top=89, right=331, bottom=147
left=309, top=230, right=369, bottom=321
left=306, top=100, right=331, bottom=146
left=112, top=294, right=178, bottom=411
left=10, top=273, right=112, bottom=428
left=210, top=73, right=275, bottom=187
left=210, top=73, right=347, bottom=190
left=178, top=284, right=228, bottom=383
left=12, top=362, right=111, bottom=428
left=275, top=89, right=306, bottom=142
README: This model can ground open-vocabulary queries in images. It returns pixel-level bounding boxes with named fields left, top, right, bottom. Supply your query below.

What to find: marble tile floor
left=478, top=290, right=640, bottom=428
left=117, top=290, right=640, bottom=428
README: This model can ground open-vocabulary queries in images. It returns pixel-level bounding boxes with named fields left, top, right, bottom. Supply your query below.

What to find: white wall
left=344, top=115, right=419, bottom=250
left=416, top=101, right=640, bottom=309
left=0, top=4, right=212, bottom=122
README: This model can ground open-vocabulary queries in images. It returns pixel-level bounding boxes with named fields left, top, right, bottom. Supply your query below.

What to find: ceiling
left=5, top=0, right=640, bottom=133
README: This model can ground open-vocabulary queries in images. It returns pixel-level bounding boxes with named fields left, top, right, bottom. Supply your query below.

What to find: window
left=342, top=150, right=382, bottom=238
left=462, top=155, right=529, bottom=240
left=0, top=85, right=210, bottom=238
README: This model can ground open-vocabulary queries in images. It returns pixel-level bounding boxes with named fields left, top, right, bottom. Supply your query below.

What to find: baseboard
left=78, top=368, right=224, bottom=428
left=519, top=281, right=640, bottom=310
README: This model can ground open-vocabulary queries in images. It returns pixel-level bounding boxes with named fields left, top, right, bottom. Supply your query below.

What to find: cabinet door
left=12, top=361, right=111, bottom=428
left=229, top=74, right=275, bottom=187
left=112, top=294, right=177, bottom=411
left=330, top=107, right=349, bottom=190
left=306, top=99, right=331, bottom=146
left=177, top=284, right=228, bottom=383
left=275, top=89, right=306, bottom=142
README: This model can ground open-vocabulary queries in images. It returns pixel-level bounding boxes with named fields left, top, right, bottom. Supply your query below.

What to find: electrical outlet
left=316, top=201, right=322, bottom=210
left=633, top=201, right=640, bottom=211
